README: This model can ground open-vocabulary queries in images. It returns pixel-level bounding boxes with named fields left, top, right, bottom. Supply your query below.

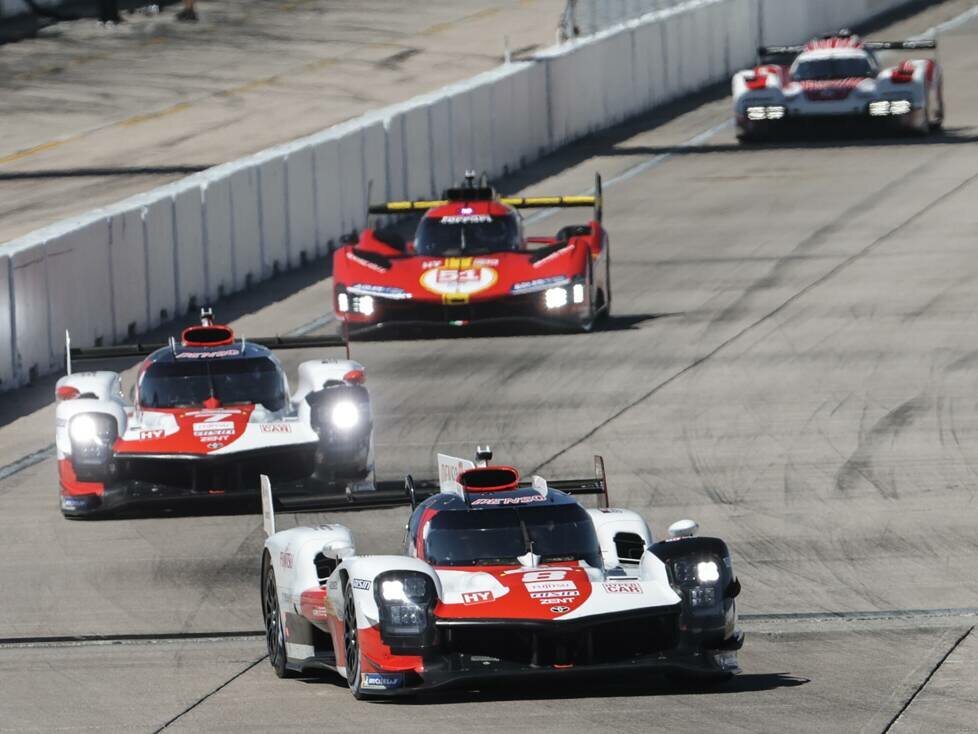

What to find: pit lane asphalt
left=2, top=1, right=978, bottom=731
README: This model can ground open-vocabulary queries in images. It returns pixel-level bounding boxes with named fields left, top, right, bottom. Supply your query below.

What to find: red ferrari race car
left=332, top=173, right=611, bottom=333
left=54, top=309, right=375, bottom=518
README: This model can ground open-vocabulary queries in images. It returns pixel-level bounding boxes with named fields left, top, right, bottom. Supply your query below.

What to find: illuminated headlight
left=381, top=575, right=429, bottom=602
left=746, top=105, right=785, bottom=121
left=374, top=572, right=435, bottom=643
left=354, top=295, right=375, bottom=316
left=869, top=100, right=891, bottom=116
left=69, top=414, right=100, bottom=445
left=572, top=283, right=585, bottom=304
left=337, top=292, right=350, bottom=312
left=890, top=99, right=912, bottom=115
left=544, top=287, right=569, bottom=309
left=697, top=560, right=720, bottom=583
left=330, top=400, right=359, bottom=430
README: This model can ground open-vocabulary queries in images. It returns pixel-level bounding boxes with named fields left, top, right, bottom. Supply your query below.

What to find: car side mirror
left=667, top=519, right=699, bottom=538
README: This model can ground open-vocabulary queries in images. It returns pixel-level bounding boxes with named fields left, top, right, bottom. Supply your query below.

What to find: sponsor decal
left=530, top=590, right=580, bottom=599
left=525, top=580, right=576, bottom=593
left=139, top=429, right=165, bottom=440
left=175, top=349, right=241, bottom=359
left=511, top=276, right=571, bottom=294
left=351, top=578, right=371, bottom=591
left=361, top=672, right=404, bottom=690
left=419, top=262, right=498, bottom=296
left=279, top=551, right=294, bottom=569
left=603, top=582, right=642, bottom=594
left=470, top=495, right=546, bottom=506
left=550, top=606, right=571, bottom=614
left=347, top=284, right=412, bottom=300
left=311, top=606, right=330, bottom=619
left=193, top=421, right=235, bottom=441
left=259, top=424, right=293, bottom=434
left=421, top=260, right=444, bottom=270
left=439, top=214, right=492, bottom=224
left=461, top=590, right=494, bottom=605
left=327, top=580, right=339, bottom=591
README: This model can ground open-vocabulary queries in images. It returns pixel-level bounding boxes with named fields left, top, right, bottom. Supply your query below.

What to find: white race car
left=732, top=31, right=943, bottom=140
left=55, top=309, right=374, bottom=518
left=259, top=448, right=743, bottom=698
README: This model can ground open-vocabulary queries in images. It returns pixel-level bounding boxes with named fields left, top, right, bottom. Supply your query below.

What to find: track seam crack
left=881, top=625, right=974, bottom=733
left=532, top=169, right=978, bottom=474
left=152, top=654, right=267, bottom=733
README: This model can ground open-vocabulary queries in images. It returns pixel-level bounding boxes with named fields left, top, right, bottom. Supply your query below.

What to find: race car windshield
left=415, top=214, right=521, bottom=256
left=792, top=57, right=876, bottom=80
left=139, top=357, right=288, bottom=411
left=424, top=503, right=602, bottom=568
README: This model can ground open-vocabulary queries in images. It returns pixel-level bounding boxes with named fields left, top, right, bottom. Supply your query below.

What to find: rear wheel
left=343, top=579, right=365, bottom=699
left=262, top=555, right=293, bottom=678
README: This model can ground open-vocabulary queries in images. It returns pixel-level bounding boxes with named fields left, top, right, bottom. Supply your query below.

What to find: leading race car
left=331, top=172, right=611, bottom=333
left=260, top=447, right=743, bottom=698
left=55, top=309, right=375, bottom=518
left=732, top=31, right=943, bottom=141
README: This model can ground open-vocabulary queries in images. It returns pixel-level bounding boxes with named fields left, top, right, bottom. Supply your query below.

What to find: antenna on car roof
left=475, top=445, right=493, bottom=467
left=200, top=307, right=214, bottom=326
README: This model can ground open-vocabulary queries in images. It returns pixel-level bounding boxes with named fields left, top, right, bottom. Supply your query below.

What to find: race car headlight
left=68, top=412, right=118, bottom=469
left=69, top=414, right=99, bottom=445
left=353, top=295, right=375, bottom=316
left=337, top=292, right=350, bottom=313
left=746, top=105, right=784, bottom=121
left=697, top=560, right=720, bottom=583
left=890, top=99, right=912, bottom=115
left=544, top=287, right=569, bottom=309
left=572, top=283, right=585, bottom=304
left=671, top=556, right=724, bottom=610
left=330, top=400, right=359, bottom=430
left=374, top=571, right=436, bottom=645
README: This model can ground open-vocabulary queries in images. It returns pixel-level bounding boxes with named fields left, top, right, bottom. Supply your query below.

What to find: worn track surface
left=2, top=2, right=978, bottom=731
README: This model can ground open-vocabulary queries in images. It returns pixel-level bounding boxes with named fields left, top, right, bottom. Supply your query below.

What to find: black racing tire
left=343, top=578, right=366, bottom=699
left=262, top=554, right=294, bottom=678
left=929, top=81, right=945, bottom=131
left=579, top=258, right=597, bottom=333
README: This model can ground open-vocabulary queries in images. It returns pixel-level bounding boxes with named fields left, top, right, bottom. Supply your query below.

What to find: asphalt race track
left=2, top=2, right=978, bottom=732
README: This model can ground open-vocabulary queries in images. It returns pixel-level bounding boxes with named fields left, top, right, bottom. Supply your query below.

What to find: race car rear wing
left=259, top=455, right=610, bottom=521
left=758, top=37, right=936, bottom=63
left=66, top=331, right=350, bottom=373
left=368, top=172, right=604, bottom=224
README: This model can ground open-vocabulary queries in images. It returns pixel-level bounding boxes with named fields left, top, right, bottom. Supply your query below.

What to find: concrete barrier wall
left=0, top=0, right=921, bottom=388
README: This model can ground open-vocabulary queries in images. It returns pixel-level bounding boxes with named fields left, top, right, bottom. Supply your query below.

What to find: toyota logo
left=550, top=606, right=571, bottom=614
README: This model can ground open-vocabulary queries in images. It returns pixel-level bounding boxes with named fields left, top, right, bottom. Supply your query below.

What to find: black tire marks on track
left=532, top=166, right=978, bottom=475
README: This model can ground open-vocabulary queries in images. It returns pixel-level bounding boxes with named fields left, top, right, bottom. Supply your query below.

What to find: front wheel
left=262, top=556, right=293, bottom=678
left=343, top=579, right=365, bottom=699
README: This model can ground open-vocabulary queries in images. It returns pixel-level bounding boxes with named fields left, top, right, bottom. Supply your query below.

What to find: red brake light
left=56, top=386, right=80, bottom=402
left=343, top=369, right=366, bottom=385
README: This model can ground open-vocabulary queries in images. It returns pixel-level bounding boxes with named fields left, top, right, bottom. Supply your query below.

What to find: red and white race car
left=260, top=448, right=743, bottom=697
left=332, top=173, right=611, bottom=333
left=732, top=31, right=943, bottom=140
left=55, top=310, right=374, bottom=518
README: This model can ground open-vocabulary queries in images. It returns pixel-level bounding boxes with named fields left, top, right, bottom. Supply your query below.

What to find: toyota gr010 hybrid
left=259, top=447, right=743, bottom=698
left=332, top=172, right=611, bottom=333
left=55, top=310, right=374, bottom=518
left=733, top=31, right=943, bottom=140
